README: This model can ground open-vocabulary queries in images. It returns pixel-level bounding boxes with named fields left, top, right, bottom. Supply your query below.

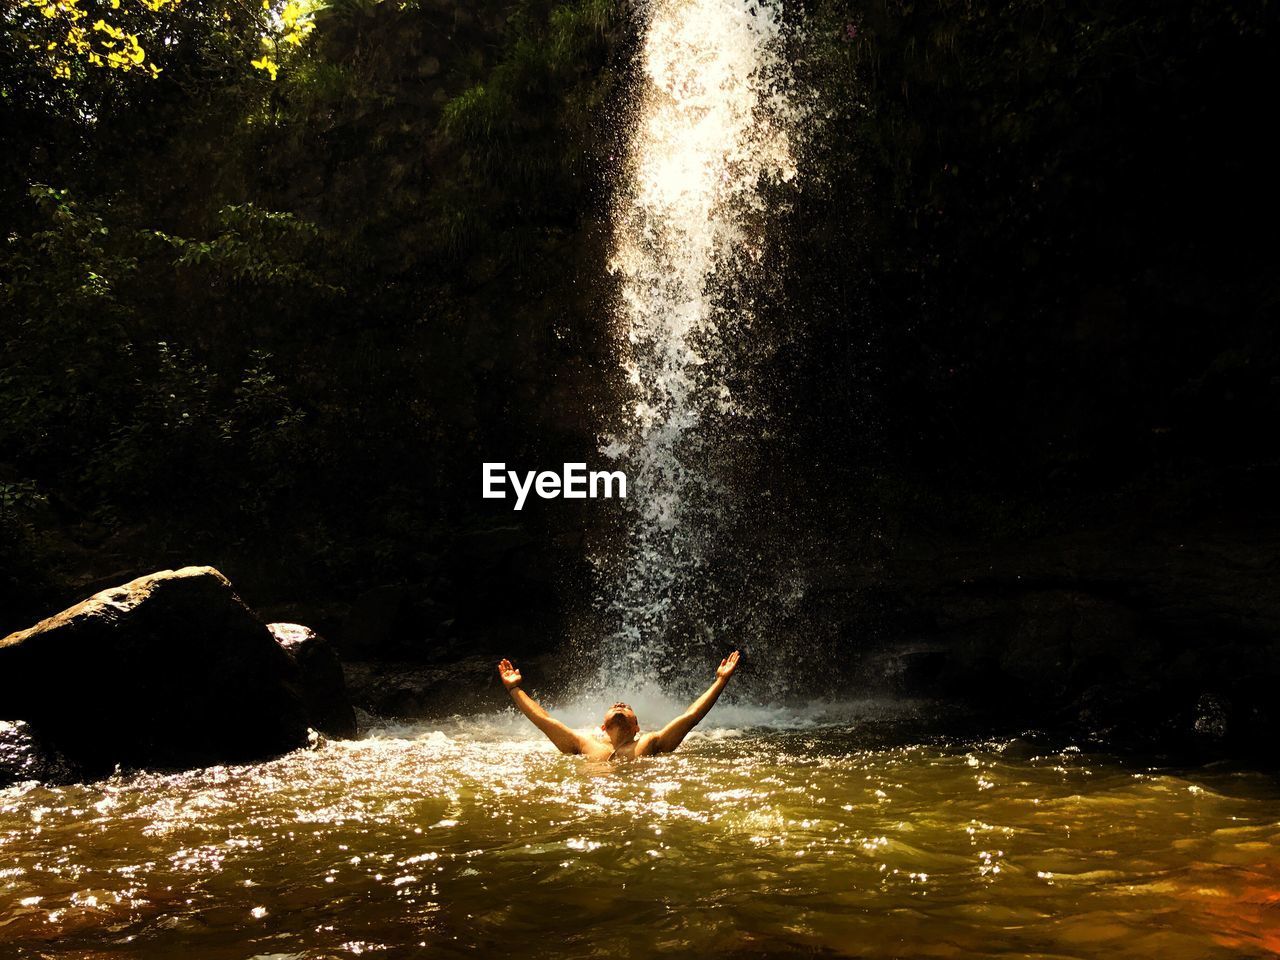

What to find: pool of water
left=2, top=700, right=1278, bottom=958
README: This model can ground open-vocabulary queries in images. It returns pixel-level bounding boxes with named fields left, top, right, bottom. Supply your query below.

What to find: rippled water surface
left=2, top=701, right=1279, bottom=959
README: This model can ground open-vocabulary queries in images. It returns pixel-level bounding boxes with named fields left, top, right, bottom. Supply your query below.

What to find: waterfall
left=594, top=0, right=805, bottom=691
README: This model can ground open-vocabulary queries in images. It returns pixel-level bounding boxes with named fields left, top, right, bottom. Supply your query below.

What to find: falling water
left=597, top=0, right=805, bottom=689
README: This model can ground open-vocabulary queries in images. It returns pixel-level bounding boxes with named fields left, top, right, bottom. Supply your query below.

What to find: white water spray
left=597, top=0, right=806, bottom=688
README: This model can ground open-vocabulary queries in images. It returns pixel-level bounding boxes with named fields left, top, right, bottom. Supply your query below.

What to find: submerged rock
left=268, top=623, right=358, bottom=739
left=0, top=567, right=311, bottom=777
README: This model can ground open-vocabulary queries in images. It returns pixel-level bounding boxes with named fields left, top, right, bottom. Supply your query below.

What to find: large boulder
left=268, top=623, right=358, bottom=739
left=0, top=567, right=311, bottom=777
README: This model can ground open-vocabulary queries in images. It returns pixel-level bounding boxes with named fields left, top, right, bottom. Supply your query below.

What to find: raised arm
left=498, top=659, right=584, bottom=755
left=646, top=651, right=740, bottom=754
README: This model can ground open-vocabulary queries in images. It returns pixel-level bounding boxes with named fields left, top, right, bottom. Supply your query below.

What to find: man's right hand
left=498, top=658, right=522, bottom=691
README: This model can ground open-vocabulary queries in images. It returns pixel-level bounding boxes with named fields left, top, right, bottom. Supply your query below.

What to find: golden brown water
left=2, top=703, right=1279, bottom=959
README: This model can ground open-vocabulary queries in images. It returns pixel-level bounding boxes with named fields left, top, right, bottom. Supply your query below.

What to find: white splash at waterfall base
left=596, top=0, right=808, bottom=688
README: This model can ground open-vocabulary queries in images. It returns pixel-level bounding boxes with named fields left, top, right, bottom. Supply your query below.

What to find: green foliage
left=0, top=479, right=47, bottom=519
left=0, top=0, right=630, bottom=604
left=431, top=0, right=625, bottom=260
left=0, top=183, right=337, bottom=525
left=226, top=350, right=308, bottom=488
left=150, top=204, right=341, bottom=292
left=1, top=186, right=139, bottom=469
left=440, top=84, right=502, bottom=142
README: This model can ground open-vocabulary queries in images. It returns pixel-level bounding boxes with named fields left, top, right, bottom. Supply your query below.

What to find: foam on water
left=362, top=695, right=926, bottom=747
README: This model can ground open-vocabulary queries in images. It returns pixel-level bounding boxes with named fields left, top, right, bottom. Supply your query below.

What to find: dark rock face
left=338, top=584, right=453, bottom=661
left=0, top=721, right=77, bottom=788
left=342, top=657, right=499, bottom=719
left=268, top=623, right=358, bottom=739
left=342, top=654, right=565, bottom=720
left=844, top=524, right=1280, bottom=760
left=331, top=526, right=558, bottom=665
left=0, top=567, right=311, bottom=777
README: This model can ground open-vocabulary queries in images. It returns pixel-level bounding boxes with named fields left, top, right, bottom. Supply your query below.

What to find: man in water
left=496, top=651, right=741, bottom=761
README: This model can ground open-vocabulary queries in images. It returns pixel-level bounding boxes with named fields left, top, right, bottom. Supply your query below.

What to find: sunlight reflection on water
left=2, top=705, right=1279, bottom=959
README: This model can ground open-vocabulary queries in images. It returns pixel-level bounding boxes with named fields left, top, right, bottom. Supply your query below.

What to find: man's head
left=601, top=701, right=639, bottom=744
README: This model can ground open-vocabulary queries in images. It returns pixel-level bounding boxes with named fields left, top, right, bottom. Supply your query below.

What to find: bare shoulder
left=578, top=737, right=613, bottom=760
left=635, top=732, right=665, bottom=756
